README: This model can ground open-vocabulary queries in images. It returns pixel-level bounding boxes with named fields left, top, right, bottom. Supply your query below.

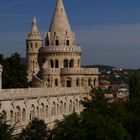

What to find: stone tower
left=26, top=17, right=43, bottom=82
left=30, top=0, right=99, bottom=88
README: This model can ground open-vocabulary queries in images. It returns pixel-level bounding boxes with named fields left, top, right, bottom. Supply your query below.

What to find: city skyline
left=0, top=0, right=140, bottom=68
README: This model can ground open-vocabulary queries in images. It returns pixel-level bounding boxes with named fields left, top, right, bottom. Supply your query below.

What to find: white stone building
left=0, top=0, right=99, bottom=134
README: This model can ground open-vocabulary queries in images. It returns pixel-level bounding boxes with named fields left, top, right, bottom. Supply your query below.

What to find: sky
left=0, top=0, right=140, bottom=68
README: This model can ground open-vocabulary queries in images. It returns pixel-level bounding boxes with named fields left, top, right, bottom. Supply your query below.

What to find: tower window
left=64, top=59, right=69, bottom=68
left=31, top=43, right=33, bottom=48
left=50, top=60, right=54, bottom=68
left=55, top=40, right=59, bottom=46
left=55, top=60, right=59, bottom=68
left=35, top=43, right=38, bottom=48
left=55, top=79, right=58, bottom=87
left=46, top=41, right=50, bottom=46
left=66, top=40, right=70, bottom=46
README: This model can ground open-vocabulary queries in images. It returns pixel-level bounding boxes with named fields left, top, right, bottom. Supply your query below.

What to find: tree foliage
left=0, top=53, right=28, bottom=88
left=18, top=118, right=49, bottom=140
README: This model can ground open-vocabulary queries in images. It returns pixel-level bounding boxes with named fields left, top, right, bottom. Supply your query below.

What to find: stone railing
left=0, top=87, right=88, bottom=101
left=42, top=68, right=60, bottom=75
left=41, top=46, right=81, bottom=53
left=61, top=68, right=99, bottom=75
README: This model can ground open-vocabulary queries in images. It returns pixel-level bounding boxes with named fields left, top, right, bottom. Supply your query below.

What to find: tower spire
left=49, top=0, right=71, bottom=32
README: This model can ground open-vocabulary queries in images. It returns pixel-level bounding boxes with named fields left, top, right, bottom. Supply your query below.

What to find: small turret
left=26, top=17, right=43, bottom=82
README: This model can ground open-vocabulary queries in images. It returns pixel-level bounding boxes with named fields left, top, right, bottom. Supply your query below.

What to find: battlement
left=61, top=68, right=99, bottom=75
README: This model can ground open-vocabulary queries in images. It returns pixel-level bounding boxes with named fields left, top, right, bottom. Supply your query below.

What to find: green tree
left=1, top=53, right=28, bottom=88
left=18, top=118, right=49, bottom=140
left=0, top=114, right=14, bottom=140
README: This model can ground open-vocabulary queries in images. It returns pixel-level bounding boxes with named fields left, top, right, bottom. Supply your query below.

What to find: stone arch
left=69, top=59, right=74, bottom=68
left=64, top=59, right=69, bottom=68
left=22, top=108, right=26, bottom=124
left=40, top=103, right=45, bottom=120
left=66, top=40, right=70, bottom=46
left=88, top=78, right=92, bottom=86
left=81, top=78, right=84, bottom=86
left=69, top=100, right=73, bottom=113
left=16, top=106, right=21, bottom=125
left=51, top=102, right=56, bottom=117
left=30, top=104, right=35, bottom=120
left=46, top=105, right=49, bottom=119
left=76, top=78, right=80, bottom=87
left=10, top=110, right=14, bottom=125
left=94, top=78, right=97, bottom=86
left=66, top=77, right=72, bottom=87
left=60, top=101, right=63, bottom=115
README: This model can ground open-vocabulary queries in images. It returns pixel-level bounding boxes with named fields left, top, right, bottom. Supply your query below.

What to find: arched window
left=30, top=42, right=33, bottom=48
left=16, top=106, right=21, bottom=124
left=10, top=110, right=14, bottom=125
left=30, top=105, right=35, bottom=120
left=55, top=79, right=58, bottom=87
left=81, top=78, right=84, bottom=86
left=55, top=60, right=59, bottom=68
left=40, top=103, right=45, bottom=120
left=76, top=78, right=80, bottom=87
left=70, top=59, right=74, bottom=68
left=94, top=78, right=97, bottom=86
left=46, top=40, right=49, bottom=46
left=46, top=105, right=48, bottom=119
left=60, top=101, right=63, bottom=115
left=55, top=40, right=59, bottom=46
left=36, top=107, right=39, bottom=118
left=50, top=60, right=54, bottom=68
left=67, top=80, right=72, bottom=87
left=35, top=43, right=38, bottom=48
left=88, top=78, right=92, bottom=86
left=64, top=59, right=69, bottom=68
left=66, top=40, right=70, bottom=46
left=22, top=109, right=26, bottom=123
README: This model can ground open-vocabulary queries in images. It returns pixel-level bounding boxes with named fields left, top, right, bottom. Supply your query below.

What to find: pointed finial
left=31, top=16, right=38, bottom=32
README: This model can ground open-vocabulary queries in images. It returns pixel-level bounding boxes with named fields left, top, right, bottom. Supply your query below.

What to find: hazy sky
left=0, top=0, right=140, bottom=68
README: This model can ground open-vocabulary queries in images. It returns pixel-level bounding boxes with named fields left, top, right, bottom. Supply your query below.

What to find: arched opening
left=75, top=99, right=79, bottom=111
left=69, top=100, right=73, bottom=113
left=30, top=42, right=33, bottom=48
left=46, top=40, right=50, bottom=46
left=88, top=78, right=92, bottom=86
left=46, top=105, right=48, bottom=119
left=36, top=107, right=39, bottom=118
left=55, top=60, right=59, bottom=68
left=2, top=110, right=7, bottom=122
left=70, top=59, right=74, bottom=68
left=76, top=78, right=80, bottom=87
left=22, top=109, right=26, bottom=124
left=51, top=102, right=56, bottom=117
left=94, top=78, right=97, bottom=86
left=10, top=110, right=14, bottom=125
left=35, top=43, right=38, bottom=48
left=66, top=40, right=70, bottom=46
left=40, top=103, right=45, bottom=120
left=60, top=101, right=63, bottom=115
left=16, top=106, right=21, bottom=125
left=64, top=103, right=66, bottom=114
left=55, top=79, right=58, bottom=87
left=30, top=105, right=35, bottom=120
left=81, top=78, right=84, bottom=86
left=64, top=59, right=69, bottom=68
left=50, top=60, right=54, bottom=68
left=67, top=80, right=72, bottom=87
left=55, top=40, right=59, bottom=46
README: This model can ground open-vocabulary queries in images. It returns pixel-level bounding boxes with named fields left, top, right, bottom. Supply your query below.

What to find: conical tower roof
left=49, top=0, right=71, bottom=33
left=27, top=16, right=42, bottom=40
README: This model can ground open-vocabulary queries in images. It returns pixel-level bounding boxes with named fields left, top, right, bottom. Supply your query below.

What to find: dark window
left=31, top=42, right=33, bottom=48
left=35, top=43, right=38, bottom=48
left=76, top=79, right=80, bottom=86
left=46, top=41, right=49, bottom=46
left=67, top=80, right=71, bottom=87
left=66, top=40, right=70, bottom=46
left=50, top=60, right=54, bottom=68
left=70, top=59, right=74, bottom=68
left=64, top=60, right=69, bottom=68
left=55, top=40, right=59, bottom=46
left=55, top=79, right=58, bottom=87
left=55, top=60, right=59, bottom=68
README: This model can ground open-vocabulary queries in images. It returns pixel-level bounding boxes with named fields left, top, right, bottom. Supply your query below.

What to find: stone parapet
left=42, top=68, right=60, bottom=75
left=0, top=87, right=88, bottom=101
left=41, top=46, right=81, bottom=53
left=61, top=68, right=99, bottom=75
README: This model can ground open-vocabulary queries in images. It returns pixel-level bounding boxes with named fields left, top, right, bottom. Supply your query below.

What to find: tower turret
left=26, top=17, right=43, bottom=82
